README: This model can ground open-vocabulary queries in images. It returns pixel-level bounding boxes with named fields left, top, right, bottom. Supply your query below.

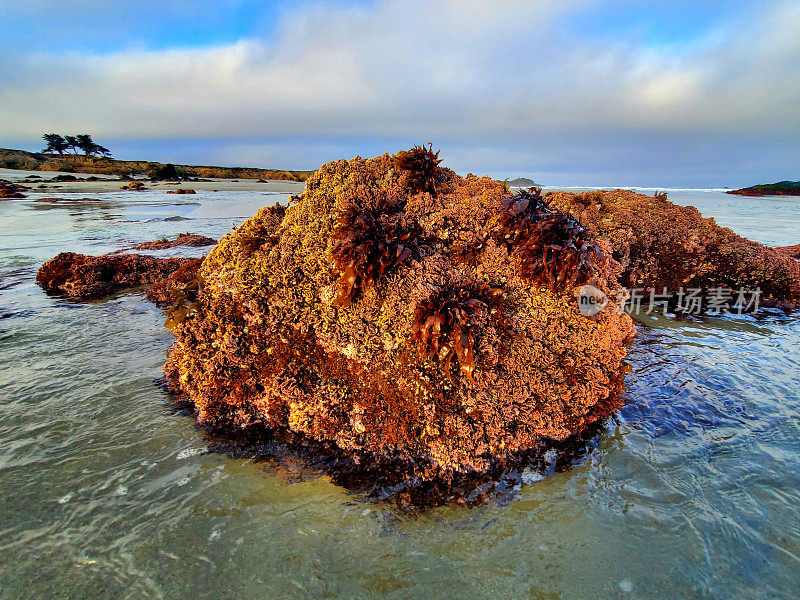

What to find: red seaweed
left=393, top=144, right=443, bottom=195
left=329, top=208, right=414, bottom=307
left=499, top=188, right=604, bottom=290
left=411, top=283, right=504, bottom=382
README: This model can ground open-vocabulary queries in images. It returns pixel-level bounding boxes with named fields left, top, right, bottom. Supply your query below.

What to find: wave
left=544, top=186, right=732, bottom=193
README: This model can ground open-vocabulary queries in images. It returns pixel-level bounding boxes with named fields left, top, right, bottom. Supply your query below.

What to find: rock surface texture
left=776, top=244, right=800, bottom=261
left=164, top=150, right=636, bottom=486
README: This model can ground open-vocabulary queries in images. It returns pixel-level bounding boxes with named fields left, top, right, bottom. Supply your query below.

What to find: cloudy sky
left=1, top=0, right=798, bottom=186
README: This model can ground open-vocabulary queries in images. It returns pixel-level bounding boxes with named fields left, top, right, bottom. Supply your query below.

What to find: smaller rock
left=120, top=181, right=147, bottom=191
left=132, top=233, right=216, bottom=250
left=0, top=179, right=28, bottom=198
left=166, top=189, right=196, bottom=195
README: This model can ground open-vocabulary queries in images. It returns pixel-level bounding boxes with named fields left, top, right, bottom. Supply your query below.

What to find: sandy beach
left=0, top=167, right=306, bottom=195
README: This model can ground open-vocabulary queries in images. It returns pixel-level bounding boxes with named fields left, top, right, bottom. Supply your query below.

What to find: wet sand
left=0, top=167, right=306, bottom=195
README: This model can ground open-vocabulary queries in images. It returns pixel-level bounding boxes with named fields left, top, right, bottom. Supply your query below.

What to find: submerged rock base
left=174, top=399, right=610, bottom=509
left=164, top=151, right=635, bottom=493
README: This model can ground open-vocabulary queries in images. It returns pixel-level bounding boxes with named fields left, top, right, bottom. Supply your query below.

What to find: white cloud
left=1, top=0, right=799, bottom=151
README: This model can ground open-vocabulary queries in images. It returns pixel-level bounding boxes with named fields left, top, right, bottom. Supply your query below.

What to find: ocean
left=1, top=185, right=798, bottom=599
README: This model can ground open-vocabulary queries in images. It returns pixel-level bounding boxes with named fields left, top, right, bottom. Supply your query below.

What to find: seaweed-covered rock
left=147, top=258, right=204, bottom=306
left=166, top=188, right=196, bottom=195
left=547, top=189, right=800, bottom=305
left=164, top=153, right=634, bottom=482
left=37, top=252, right=199, bottom=303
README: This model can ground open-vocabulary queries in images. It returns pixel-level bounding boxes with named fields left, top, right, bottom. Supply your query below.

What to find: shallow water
left=1, top=188, right=799, bottom=599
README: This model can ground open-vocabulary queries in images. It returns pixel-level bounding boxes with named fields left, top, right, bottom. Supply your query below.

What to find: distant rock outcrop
left=0, top=147, right=314, bottom=181
left=727, top=181, right=800, bottom=197
left=132, top=233, right=216, bottom=251
left=149, top=163, right=181, bottom=181
left=507, top=177, right=539, bottom=187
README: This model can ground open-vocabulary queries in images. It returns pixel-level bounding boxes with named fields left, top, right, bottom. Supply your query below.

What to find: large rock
left=164, top=150, right=635, bottom=483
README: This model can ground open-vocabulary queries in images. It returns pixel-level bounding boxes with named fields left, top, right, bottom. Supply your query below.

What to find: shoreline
left=0, top=167, right=306, bottom=194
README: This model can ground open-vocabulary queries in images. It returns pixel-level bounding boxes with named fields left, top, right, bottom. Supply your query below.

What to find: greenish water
left=1, top=188, right=799, bottom=599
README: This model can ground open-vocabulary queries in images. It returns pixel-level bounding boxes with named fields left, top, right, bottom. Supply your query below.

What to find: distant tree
left=75, top=134, right=96, bottom=156
left=42, top=133, right=69, bottom=156
left=74, top=134, right=112, bottom=158
left=64, top=135, right=80, bottom=155
left=42, top=133, right=112, bottom=158
left=92, top=142, right=112, bottom=158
